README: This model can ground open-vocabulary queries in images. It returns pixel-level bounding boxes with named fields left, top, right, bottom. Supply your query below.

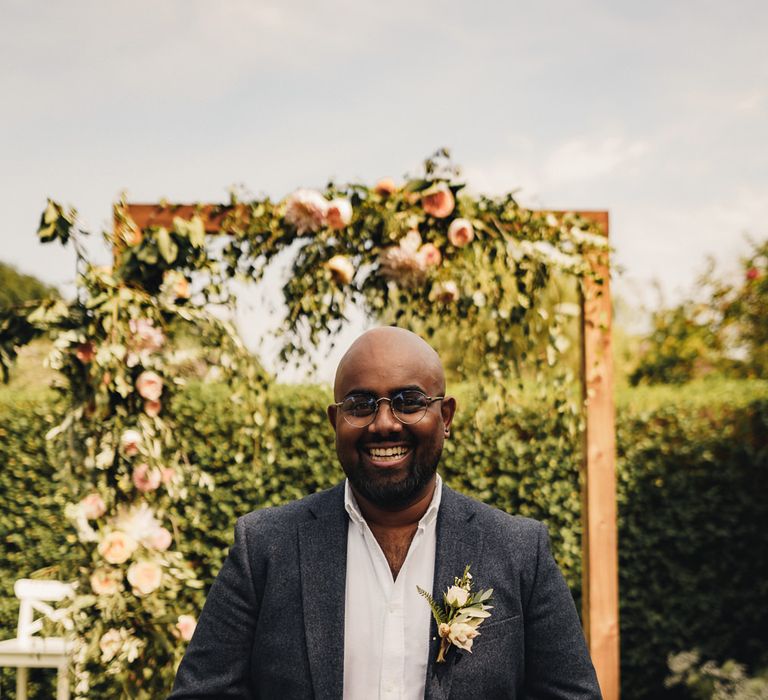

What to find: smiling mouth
left=365, top=445, right=411, bottom=463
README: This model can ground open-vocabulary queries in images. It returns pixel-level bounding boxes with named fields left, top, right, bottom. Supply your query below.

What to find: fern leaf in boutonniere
left=417, top=564, right=493, bottom=662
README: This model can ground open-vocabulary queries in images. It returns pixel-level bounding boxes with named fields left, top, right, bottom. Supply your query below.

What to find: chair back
left=14, top=579, right=74, bottom=644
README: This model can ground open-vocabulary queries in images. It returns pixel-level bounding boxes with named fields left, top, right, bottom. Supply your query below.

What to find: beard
left=342, top=447, right=442, bottom=509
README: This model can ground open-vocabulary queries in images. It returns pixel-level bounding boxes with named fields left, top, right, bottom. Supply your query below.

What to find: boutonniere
left=417, top=565, right=493, bottom=662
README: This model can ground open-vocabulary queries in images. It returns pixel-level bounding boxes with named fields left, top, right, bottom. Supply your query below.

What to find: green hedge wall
left=1, top=380, right=766, bottom=699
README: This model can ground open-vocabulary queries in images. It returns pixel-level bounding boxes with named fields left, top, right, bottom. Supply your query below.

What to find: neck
left=352, top=475, right=437, bottom=529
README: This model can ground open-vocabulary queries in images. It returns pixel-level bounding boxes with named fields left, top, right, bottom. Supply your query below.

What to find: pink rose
left=80, top=493, right=107, bottom=520
left=746, top=267, right=760, bottom=281
left=148, top=527, right=172, bottom=552
left=447, top=218, right=475, bottom=247
left=127, top=560, right=163, bottom=596
left=284, top=188, right=328, bottom=235
left=430, top=280, right=460, bottom=304
left=132, top=463, right=161, bottom=493
left=374, top=178, right=397, bottom=196
left=90, top=567, right=122, bottom=596
left=120, top=429, right=142, bottom=457
left=176, top=614, right=197, bottom=642
left=144, top=399, right=161, bottom=417
left=422, top=184, right=455, bottom=218
left=418, top=243, right=442, bottom=267
left=161, top=468, right=175, bottom=485
left=135, top=371, right=163, bottom=401
left=128, top=319, right=165, bottom=352
left=75, top=342, right=95, bottom=364
left=325, top=255, right=355, bottom=285
left=98, top=531, right=138, bottom=564
left=325, top=198, right=353, bottom=229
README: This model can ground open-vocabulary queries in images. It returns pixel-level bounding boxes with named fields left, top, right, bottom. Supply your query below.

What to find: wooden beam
left=579, top=211, right=620, bottom=699
left=120, top=202, right=621, bottom=696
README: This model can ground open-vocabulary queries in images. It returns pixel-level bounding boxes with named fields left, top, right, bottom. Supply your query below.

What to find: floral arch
left=0, top=152, right=618, bottom=698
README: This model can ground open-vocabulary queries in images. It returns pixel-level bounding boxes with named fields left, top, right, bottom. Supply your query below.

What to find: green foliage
left=666, top=650, right=768, bottom=699
left=2, top=379, right=766, bottom=698
left=0, top=261, right=59, bottom=311
left=630, top=236, right=768, bottom=385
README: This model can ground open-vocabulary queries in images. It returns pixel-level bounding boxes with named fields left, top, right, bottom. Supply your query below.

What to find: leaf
left=157, top=227, right=178, bottom=264
left=417, top=585, right=446, bottom=625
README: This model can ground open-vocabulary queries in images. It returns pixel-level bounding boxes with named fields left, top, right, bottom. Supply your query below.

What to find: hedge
left=1, top=379, right=766, bottom=699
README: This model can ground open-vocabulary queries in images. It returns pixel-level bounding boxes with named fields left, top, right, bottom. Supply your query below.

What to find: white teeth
left=368, top=446, right=409, bottom=460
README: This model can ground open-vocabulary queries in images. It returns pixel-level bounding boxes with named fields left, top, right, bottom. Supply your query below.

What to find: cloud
left=543, top=137, right=648, bottom=185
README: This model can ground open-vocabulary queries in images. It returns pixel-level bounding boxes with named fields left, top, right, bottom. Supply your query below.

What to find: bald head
left=333, top=327, right=446, bottom=400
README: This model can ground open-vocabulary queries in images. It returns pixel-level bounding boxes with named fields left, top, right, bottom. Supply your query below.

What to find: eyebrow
left=344, top=384, right=427, bottom=398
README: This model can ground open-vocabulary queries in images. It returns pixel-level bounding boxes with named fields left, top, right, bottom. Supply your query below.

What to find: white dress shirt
left=342, top=475, right=442, bottom=700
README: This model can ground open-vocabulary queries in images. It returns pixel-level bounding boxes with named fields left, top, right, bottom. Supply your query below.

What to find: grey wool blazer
left=169, top=482, right=602, bottom=699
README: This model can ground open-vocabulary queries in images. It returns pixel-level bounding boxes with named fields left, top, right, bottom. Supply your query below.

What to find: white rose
left=284, top=188, right=329, bottom=235
left=448, top=621, right=480, bottom=652
left=90, top=568, right=122, bottom=596
left=148, top=526, right=172, bottom=552
left=325, top=255, right=355, bottom=285
left=445, top=585, right=470, bottom=607
left=325, top=198, right=353, bottom=229
left=135, top=371, right=163, bottom=401
left=98, top=531, right=138, bottom=564
left=127, top=560, right=163, bottom=596
left=176, top=614, right=197, bottom=642
left=80, top=493, right=106, bottom=520
left=99, top=629, right=123, bottom=663
left=447, top=218, right=474, bottom=247
left=120, top=429, right=142, bottom=457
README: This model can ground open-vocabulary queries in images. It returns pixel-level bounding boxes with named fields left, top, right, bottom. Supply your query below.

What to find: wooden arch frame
left=120, top=204, right=620, bottom=699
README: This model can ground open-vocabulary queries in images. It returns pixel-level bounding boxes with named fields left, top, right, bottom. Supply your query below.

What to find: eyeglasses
left=334, top=390, right=445, bottom=428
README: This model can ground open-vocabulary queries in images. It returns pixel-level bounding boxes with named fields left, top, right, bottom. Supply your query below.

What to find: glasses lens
left=341, top=394, right=377, bottom=426
left=392, top=390, right=429, bottom=424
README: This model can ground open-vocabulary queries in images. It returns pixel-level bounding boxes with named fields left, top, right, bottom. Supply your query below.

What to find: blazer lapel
left=298, top=486, right=348, bottom=699
left=424, top=486, right=485, bottom=700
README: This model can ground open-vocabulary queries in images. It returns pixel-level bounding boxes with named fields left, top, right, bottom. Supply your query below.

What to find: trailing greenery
left=1, top=378, right=766, bottom=699
left=0, top=261, right=59, bottom=311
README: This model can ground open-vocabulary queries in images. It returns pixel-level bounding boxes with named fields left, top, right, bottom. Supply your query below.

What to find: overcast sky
left=2, top=0, right=766, bottom=379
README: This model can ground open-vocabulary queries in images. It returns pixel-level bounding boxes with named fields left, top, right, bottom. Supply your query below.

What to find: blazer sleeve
left=168, top=516, right=260, bottom=699
left=523, top=522, right=603, bottom=700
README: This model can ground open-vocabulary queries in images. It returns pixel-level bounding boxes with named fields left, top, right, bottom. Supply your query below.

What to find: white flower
left=325, top=255, right=355, bottom=285
left=80, top=493, right=106, bottom=520
left=120, top=429, right=142, bottom=457
left=447, top=218, right=474, bottom=247
left=90, top=568, right=122, bottom=596
left=135, top=370, right=163, bottom=401
left=325, top=198, right=353, bottom=229
left=148, top=526, right=172, bottom=551
left=99, top=629, right=124, bottom=663
left=430, top=280, right=459, bottom=304
left=127, top=560, right=163, bottom=596
left=284, top=188, right=328, bottom=234
left=447, top=621, right=481, bottom=652
left=114, top=502, right=162, bottom=545
left=400, top=230, right=422, bottom=253
left=445, top=585, right=470, bottom=607
left=176, top=614, right=197, bottom=641
left=98, top=531, right=138, bottom=564
left=128, top=318, right=165, bottom=352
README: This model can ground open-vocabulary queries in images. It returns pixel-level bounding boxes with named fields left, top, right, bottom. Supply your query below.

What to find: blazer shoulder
left=443, top=485, right=545, bottom=537
left=237, top=482, right=345, bottom=532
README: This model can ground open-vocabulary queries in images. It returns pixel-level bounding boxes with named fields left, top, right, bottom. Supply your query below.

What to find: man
left=170, top=327, right=601, bottom=699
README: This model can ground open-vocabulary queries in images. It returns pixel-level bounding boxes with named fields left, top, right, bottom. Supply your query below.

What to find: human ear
left=327, top=404, right=338, bottom=433
left=441, top=396, right=457, bottom=435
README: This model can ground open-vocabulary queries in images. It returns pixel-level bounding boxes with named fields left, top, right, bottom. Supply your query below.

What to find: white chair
left=0, top=579, right=74, bottom=700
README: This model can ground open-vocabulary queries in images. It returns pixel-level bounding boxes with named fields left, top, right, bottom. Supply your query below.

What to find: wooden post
left=120, top=202, right=621, bottom=696
left=578, top=211, right=620, bottom=699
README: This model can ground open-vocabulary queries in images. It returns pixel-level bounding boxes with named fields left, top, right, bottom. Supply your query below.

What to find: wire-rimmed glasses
left=334, top=389, right=444, bottom=428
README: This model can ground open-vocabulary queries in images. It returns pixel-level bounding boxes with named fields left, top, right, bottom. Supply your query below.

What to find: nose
left=367, top=398, right=402, bottom=434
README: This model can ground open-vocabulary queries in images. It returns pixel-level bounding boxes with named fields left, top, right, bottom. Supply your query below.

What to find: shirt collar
left=344, top=473, right=443, bottom=529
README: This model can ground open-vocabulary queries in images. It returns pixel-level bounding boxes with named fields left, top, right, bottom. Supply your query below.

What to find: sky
left=2, top=0, right=767, bottom=380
